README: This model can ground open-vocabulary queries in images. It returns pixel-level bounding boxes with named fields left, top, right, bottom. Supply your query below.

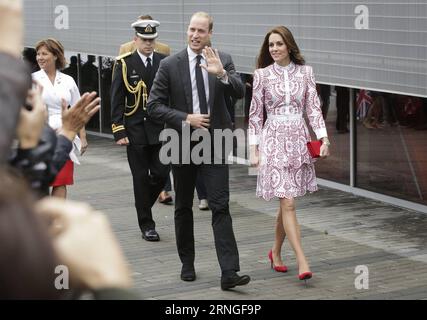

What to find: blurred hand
left=17, top=83, right=47, bottom=149
left=35, top=198, right=132, bottom=291
left=116, top=137, right=130, bottom=146
left=60, top=92, right=100, bottom=142
left=249, top=145, right=260, bottom=167
left=79, top=136, right=88, bottom=155
left=320, top=144, right=330, bottom=158
left=186, top=114, right=210, bottom=129
left=0, top=0, right=23, bottom=58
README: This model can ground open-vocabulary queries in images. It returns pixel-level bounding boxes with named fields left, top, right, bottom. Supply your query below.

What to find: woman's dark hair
left=0, top=170, right=61, bottom=299
left=256, top=26, right=305, bottom=69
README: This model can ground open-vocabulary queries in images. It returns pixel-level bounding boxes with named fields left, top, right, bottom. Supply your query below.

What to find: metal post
left=349, top=88, right=355, bottom=187
left=97, top=56, right=103, bottom=133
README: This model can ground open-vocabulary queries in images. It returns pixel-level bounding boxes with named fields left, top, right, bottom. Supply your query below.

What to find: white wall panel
left=23, top=0, right=427, bottom=97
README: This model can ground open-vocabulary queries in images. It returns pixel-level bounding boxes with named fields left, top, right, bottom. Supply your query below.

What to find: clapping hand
left=0, top=0, right=23, bottom=58
left=17, top=82, right=47, bottom=149
left=60, top=92, right=100, bottom=142
left=35, top=198, right=132, bottom=290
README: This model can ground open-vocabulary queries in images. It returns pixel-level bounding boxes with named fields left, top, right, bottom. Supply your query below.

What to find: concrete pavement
left=69, top=135, right=427, bottom=300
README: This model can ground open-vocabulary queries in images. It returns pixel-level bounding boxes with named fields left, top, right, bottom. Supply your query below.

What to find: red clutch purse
left=307, top=140, right=323, bottom=158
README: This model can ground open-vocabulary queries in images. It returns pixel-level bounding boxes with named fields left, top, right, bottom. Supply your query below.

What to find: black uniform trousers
left=127, top=143, right=168, bottom=232
left=172, top=162, right=240, bottom=273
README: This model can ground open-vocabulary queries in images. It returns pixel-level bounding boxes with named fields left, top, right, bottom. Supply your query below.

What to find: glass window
left=313, top=84, right=351, bottom=184
left=80, top=54, right=100, bottom=131
left=100, top=56, right=115, bottom=134
left=356, top=90, right=427, bottom=205
left=63, top=52, right=80, bottom=87
left=236, top=73, right=253, bottom=131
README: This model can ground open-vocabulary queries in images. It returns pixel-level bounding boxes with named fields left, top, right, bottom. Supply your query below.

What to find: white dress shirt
left=187, top=46, right=210, bottom=114
left=32, top=69, right=82, bottom=164
left=137, top=50, right=154, bottom=67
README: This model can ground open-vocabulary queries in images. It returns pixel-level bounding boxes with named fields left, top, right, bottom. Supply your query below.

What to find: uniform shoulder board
left=115, top=51, right=132, bottom=61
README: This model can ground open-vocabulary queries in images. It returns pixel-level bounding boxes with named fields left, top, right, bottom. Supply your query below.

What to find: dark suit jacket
left=111, top=51, right=166, bottom=145
left=147, top=49, right=244, bottom=133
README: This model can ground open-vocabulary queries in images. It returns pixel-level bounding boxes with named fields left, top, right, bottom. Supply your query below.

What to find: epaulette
left=115, top=51, right=132, bottom=61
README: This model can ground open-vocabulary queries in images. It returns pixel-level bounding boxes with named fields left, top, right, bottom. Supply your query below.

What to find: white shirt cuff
left=314, top=128, right=328, bottom=140
left=248, top=135, right=259, bottom=145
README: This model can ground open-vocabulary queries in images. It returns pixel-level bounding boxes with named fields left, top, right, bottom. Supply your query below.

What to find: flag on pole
left=356, top=89, right=373, bottom=120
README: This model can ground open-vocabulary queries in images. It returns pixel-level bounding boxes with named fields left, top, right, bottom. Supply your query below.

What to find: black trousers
left=172, top=163, right=240, bottom=273
left=127, top=143, right=168, bottom=232
left=336, top=86, right=350, bottom=132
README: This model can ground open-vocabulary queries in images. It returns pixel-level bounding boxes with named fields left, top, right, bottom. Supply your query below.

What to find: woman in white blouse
left=32, top=38, right=88, bottom=198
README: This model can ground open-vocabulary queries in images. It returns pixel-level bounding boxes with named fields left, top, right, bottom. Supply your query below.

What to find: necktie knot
left=196, top=55, right=202, bottom=64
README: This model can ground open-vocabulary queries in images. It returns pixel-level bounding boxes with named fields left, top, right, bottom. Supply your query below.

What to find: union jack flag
left=356, top=89, right=373, bottom=120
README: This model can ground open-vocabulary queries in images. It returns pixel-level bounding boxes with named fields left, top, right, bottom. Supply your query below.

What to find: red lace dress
left=248, top=62, right=327, bottom=200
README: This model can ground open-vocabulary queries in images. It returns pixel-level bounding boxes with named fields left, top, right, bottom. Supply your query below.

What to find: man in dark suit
left=111, top=19, right=169, bottom=242
left=147, top=12, right=250, bottom=290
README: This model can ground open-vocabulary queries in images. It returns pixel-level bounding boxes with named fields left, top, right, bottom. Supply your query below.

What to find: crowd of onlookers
left=359, top=91, right=427, bottom=131
left=314, top=84, right=427, bottom=133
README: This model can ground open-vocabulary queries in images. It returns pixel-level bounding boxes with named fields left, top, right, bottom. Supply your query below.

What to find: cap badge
left=144, top=25, right=153, bottom=33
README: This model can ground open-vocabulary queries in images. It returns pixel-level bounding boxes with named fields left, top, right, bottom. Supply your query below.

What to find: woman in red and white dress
left=32, top=38, right=88, bottom=198
left=249, top=26, right=330, bottom=282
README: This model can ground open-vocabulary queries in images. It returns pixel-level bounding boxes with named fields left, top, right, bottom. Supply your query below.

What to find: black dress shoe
left=142, top=229, right=160, bottom=242
left=181, top=264, right=196, bottom=281
left=221, top=273, right=251, bottom=290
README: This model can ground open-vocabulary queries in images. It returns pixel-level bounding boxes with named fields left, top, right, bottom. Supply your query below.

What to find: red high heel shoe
left=298, top=271, right=313, bottom=281
left=268, top=250, right=288, bottom=273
